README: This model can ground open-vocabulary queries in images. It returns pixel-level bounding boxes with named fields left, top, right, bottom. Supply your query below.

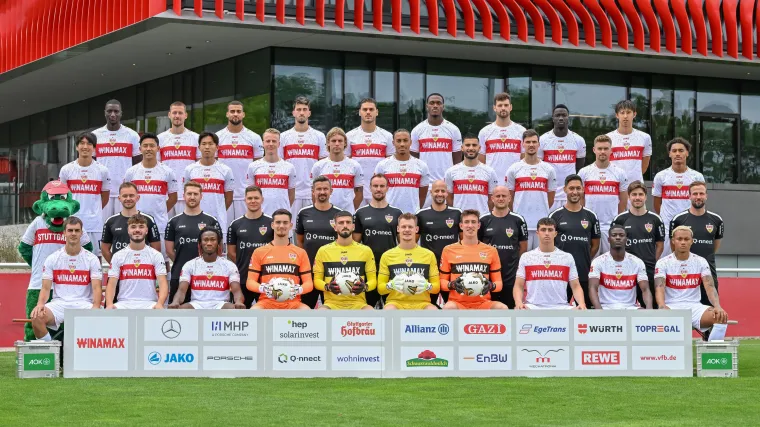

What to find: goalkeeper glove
left=289, top=283, right=303, bottom=300
left=258, top=284, right=274, bottom=299
left=350, top=278, right=367, bottom=295
left=386, top=277, right=406, bottom=293
left=448, top=276, right=466, bottom=294
left=481, top=279, right=495, bottom=296
left=325, top=277, right=342, bottom=295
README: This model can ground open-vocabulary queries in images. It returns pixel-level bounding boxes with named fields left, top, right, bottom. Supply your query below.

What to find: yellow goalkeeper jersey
left=378, top=245, right=440, bottom=304
left=313, top=241, right=377, bottom=306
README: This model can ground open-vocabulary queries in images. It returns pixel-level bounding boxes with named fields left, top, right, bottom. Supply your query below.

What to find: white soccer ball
left=268, top=277, right=293, bottom=302
left=461, top=272, right=487, bottom=297
left=397, top=272, right=427, bottom=296
left=334, top=271, right=361, bottom=295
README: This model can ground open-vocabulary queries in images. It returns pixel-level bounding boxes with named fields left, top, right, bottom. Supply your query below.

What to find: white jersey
left=538, top=130, right=586, bottom=198
left=411, top=119, right=462, bottom=181
left=655, top=253, right=711, bottom=304
left=20, top=216, right=92, bottom=290
left=578, top=163, right=629, bottom=229
left=345, top=126, right=395, bottom=200
left=42, top=248, right=101, bottom=302
left=180, top=256, right=240, bottom=303
left=59, top=160, right=111, bottom=231
left=588, top=252, right=648, bottom=308
left=108, top=246, right=167, bottom=302
left=92, top=125, right=140, bottom=193
left=478, top=121, right=526, bottom=180
left=606, top=129, right=653, bottom=186
left=158, top=129, right=200, bottom=200
left=245, top=159, right=297, bottom=216
left=505, top=160, right=556, bottom=231
left=517, top=248, right=579, bottom=307
left=310, top=157, right=364, bottom=214
left=652, top=167, right=705, bottom=230
left=216, top=127, right=264, bottom=200
left=444, top=162, right=498, bottom=216
left=374, top=156, right=430, bottom=214
left=124, top=163, right=179, bottom=232
left=279, top=127, right=327, bottom=199
left=183, top=161, right=235, bottom=234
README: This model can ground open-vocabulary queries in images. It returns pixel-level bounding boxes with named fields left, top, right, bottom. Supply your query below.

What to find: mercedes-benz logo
left=162, top=319, right=181, bottom=339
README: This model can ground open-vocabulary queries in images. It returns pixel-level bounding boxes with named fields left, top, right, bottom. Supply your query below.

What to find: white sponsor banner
left=273, top=317, right=326, bottom=342
left=399, top=317, right=453, bottom=342
left=631, top=317, right=687, bottom=342
left=73, top=316, right=129, bottom=371
left=331, top=318, right=385, bottom=342
left=574, top=346, right=628, bottom=370
left=631, top=346, right=685, bottom=370
left=457, top=318, right=511, bottom=342
left=272, top=346, right=327, bottom=371
left=331, top=346, right=384, bottom=371
left=203, top=346, right=257, bottom=371
left=459, top=346, right=512, bottom=371
left=203, top=317, right=258, bottom=342
left=573, top=317, right=626, bottom=342
left=144, top=346, right=199, bottom=371
left=516, top=346, right=570, bottom=370
left=515, top=317, right=569, bottom=342
left=400, top=347, right=454, bottom=371
left=144, top=316, right=199, bottom=342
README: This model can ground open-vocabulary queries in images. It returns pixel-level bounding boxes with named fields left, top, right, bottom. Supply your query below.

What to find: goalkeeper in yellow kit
left=379, top=213, right=440, bottom=310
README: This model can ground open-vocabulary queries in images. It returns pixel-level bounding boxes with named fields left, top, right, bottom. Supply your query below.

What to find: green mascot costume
left=17, top=180, right=94, bottom=341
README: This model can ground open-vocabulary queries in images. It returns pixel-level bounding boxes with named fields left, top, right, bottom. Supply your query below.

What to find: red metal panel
left=550, top=0, right=579, bottom=46
left=671, top=0, right=691, bottom=54
left=195, top=0, right=203, bottom=17
left=601, top=0, right=628, bottom=49
left=618, top=0, right=644, bottom=51
left=534, top=0, right=562, bottom=45
left=258, top=0, right=267, bottom=22
left=757, top=0, right=760, bottom=59
left=297, top=0, right=306, bottom=25
left=653, top=0, right=676, bottom=53
left=456, top=0, right=476, bottom=39
left=335, top=0, right=345, bottom=28
left=705, top=0, right=722, bottom=57
left=354, top=0, right=364, bottom=29
left=425, top=0, right=439, bottom=36
left=485, top=0, right=509, bottom=40
left=173, top=0, right=181, bottom=15
left=723, top=0, right=738, bottom=58
left=583, top=0, right=611, bottom=48
left=277, top=0, right=285, bottom=24
left=567, top=0, right=595, bottom=47
left=739, top=0, right=752, bottom=59
left=392, top=0, right=402, bottom=32
left=514, top=0, right=544, bottom=43
left=687, top=0, right=707, bottom=56
left=502, top=0, right=527, bottom=42
left=53, top=0, right=62, bottom=53
left=236, top=0, right=244, bottom=20
left=471, top=0, right=493, bottom=39
left=373, top=0, right=383, bottom=31
left=410, top=0, right=420, bottom=33
left=441, top=0, right=457, bottom=37
left=215, top=0, right=224, bottom=19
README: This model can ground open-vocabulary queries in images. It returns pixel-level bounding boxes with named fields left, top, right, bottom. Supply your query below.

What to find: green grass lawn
left=1, top=341, right=759, bottom=426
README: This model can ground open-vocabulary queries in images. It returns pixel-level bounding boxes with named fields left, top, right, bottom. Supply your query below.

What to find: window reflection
left=507, top=68, right=530, bottom=125
left=698, top=78, right=739, bottom=114
left=203, top=59, right=236, bottom=133
left=374, top=57, right=397, bottom=132
left=741, top=86, right=760, bottom=184
left=531, top=68, right=553, bottom=136
left=236, top=49, right=271, bottom=134
left=699, top=118, right=737, bottom=184
left=398, top=57, right=424, bottom=130
left=345, top=54, right=372, bottom=130
left=674, top=88, right=696, bottom=170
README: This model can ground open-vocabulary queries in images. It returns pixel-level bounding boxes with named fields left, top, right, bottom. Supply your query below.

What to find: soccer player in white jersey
left=655, top=226, right=728, bottom=339
left=106, top=214, right=169, bottom=309
left=578, top=135, right=629, bottom=255
left=606, top=99, right=652, bottom=187
left=311, top=127, right=364, bottom=214
left=30, top=217, right=101, bottom=341
left=506, top=129, right=556, bottom=250
left=514, top=217, right=586, bottom=309
left=183, top=132, right=234, bottom=245
left=539, top=104, right=586, bottom=211
left=444, top=135, right=498, bottom=215
left=479, top=92, right=526, bottom=180
left=59, top=132, right=110, bottom=256
left=411, top=93, right=462, bottom=208
left=279, top=96, right=328, bottom=213
left=588, top=224, right=653, bottom=309
left=653, top=137, right=704, bottom=257
left=245, top=128, right=296, bottom=216
left=169, top=227, right=245, bottom=309
left=216, top=100, right=264, bottom=224
left=374, top=128, right=429, bottom=214
left=346, top=98, right=394, bottom=206
left=92, top=99, right=141, bottom=218
left=158, top=101, right=200, bottom=217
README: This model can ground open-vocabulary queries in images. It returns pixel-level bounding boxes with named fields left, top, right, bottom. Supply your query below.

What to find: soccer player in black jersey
left=102, top=182, right=161, bottom=263
left=479, top=186, right=528, bottom=308
left=548, top=174, right=600, bottom=307
left=165, top=181, right=220, bottom=303
left=227, top=185, right=273, bottom=308
left=296, top=175, right=342, bottom=308
left=612, top=180, right=665, bottom=307
left=670, top=181, right=724, bottom=306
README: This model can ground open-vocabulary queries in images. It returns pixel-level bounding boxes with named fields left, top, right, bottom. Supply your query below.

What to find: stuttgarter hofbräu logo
left=406, top=350, right=449, bottom=367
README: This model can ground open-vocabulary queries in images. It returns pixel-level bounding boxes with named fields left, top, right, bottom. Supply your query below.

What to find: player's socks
left=708, top=324, right=727, bottom=341
left=37, top=333, right=52, bottom=342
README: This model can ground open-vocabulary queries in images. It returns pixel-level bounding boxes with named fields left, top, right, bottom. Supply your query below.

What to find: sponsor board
left=459, top=346, right=512, bottom=371
left=631, top=346, right=685, bottom=370
left=272, top=346, right=327, bottom=371
left=331, top=346, right=384, bottom=371
left=516, top=346, right=570, bottom=370
left=399, top=318, right=453, bottom=342
left=74, top=316, right=129, bottom=371
left=573, top=317, right=626, bottom=342
left=458, top=318, right=511, bottom=342
left=573, top=346, right=628, bottom=370
left=631, top=316, right=687, bottom=342
left=515, top=317, right=569, bottom=342
left=144, top=317, right=199, bottom=342
left=204, top=317, right=257, bottom=342
left=400, top=347, right=454, bottom=371
left=272, top=317, right=326, bottom=342
left=143, top=346, right=199, bottom=371
left=331, top=318, right=385, bottom=342
left=202, top=346, right=257, bottom=371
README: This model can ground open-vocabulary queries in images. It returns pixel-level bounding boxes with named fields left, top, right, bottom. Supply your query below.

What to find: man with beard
left=444, top=135, right=499, bottom=215
left=310, top=127, right=364, bottom=214
left=158, top=101, right=200, bottom=217
left=539, top=104, right=586, bottom=211
left=169, top=227, right=245, bottom=309
left=244, top=128, right=296, bottom=216
left=479, top=92, right=526, bottom=180
left=346, top=98, right=395, bottom=206
left=374, top=128, right=429, bottom=214
left=313, top=212, right=376, bottom=310
left=102, top=182, right=161, bottom=263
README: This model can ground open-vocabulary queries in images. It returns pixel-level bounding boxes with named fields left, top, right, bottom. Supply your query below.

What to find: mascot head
left=32, top=180, right=80, bottom=232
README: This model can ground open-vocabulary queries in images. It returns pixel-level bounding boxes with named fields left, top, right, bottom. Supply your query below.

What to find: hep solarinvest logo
left=340, top=321, right=376, bottom=337
left=519, top=324, right=566, bottom=334
left=288, top=320, right=308, bottom=329
left=405, top=323, right=450, bottom=335
left=463, top=324, right=506, bottom=335
left=635, top=325, right=681, bottom=333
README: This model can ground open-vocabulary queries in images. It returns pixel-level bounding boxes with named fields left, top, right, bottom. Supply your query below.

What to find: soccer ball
left=461, top=272, right=487, bottom=297
left=398, top=272, right=427, bottom=296
left=268, top=277, right=293, bottom=302
left=334, top=271, right=360, bottom=295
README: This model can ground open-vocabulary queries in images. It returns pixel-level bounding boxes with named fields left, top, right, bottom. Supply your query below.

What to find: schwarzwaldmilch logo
left=406, top=350, right=448, bottom=367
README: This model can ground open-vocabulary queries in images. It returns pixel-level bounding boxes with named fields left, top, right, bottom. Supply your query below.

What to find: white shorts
left=527, top=230, right=539, bottom=251
left=113, top=300, right=158, bottom=309
left=189, top=300, right=227, bottom=309
left=601, top=304, right=641, bottom=310
left=661, top=234, right=673, bottom=259
left=668, top=302, right=711, bottom=331
left=169, top=200, right=186, bottom=218
left=596, top=228, right=610, bottom=258
left=291, top=198, right=312, bottom=215
left=549, top=198, right=565, bottom=213
left=45, top=299, right=92, bottom=330
left=422, top=189, right=433, bottom=209
left=88, top=232, right=103, bottom=256
left=227, top=200, right=246, bottom=225
left=102, top=196, right=120, bottom=220
left=524, top=303, right=574, bottom=310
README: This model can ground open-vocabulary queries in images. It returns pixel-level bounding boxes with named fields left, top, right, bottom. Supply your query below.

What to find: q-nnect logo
left=161, top=319, right=182, bottom=339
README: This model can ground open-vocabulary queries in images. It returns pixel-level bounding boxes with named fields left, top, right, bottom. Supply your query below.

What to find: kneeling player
left=588, top=224, right=653, bottom=309
left=247, top=209, right=313, bottom=309
left=31, top=217, right=102, bottom=341
left=105, top=214, right=169, bottom=309
left=168, top=227, right=245, bottom=309
left=655, top=226, right=728, bottom=339
left=439, top=210, right=507, bottom=310
left=379, top=213, right=439, bottom=310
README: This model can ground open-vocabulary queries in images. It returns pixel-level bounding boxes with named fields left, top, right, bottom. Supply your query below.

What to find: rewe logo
left=581, top=351, right=620, bottom=365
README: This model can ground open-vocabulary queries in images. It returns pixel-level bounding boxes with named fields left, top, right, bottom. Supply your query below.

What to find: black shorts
left=700, top=273, right=719, bottom=307
left=636, top=270, right=657, bottom=309
left=568, top=280, right=593, bottom=308
left=169, top=279, right=191, bottom=305
left=491, top=277, right=516, bottom=309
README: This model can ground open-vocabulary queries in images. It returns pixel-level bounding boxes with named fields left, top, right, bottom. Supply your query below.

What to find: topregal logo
left=23, top=353, right=55, bottom=371
left=702, top=353, right=732, bottom=370
left=406, top=350, right=449, bottom=368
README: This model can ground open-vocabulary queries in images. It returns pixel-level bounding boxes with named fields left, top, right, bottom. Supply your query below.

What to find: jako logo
left=581, top=351, right=620, bottom=365
left=148, top=352, right=195, bottom=365
left=463, top=324, right=506, bottom=335
left=520, top=324, right=566, bottom=334
left=404, top=324, right=450, bottom=335
left=635, top=325, right=681, bottom=333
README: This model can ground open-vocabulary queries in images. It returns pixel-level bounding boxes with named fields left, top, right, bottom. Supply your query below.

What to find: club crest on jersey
left=80, top=174, right=88, bottom=183
left=645, top=223, right=653, bottom=233
left=174, top=139, right=181, bottom=149
left=297, top=137, right=305, bottom=147
left=202, top=170, right=211, bottom=182
left=676, top=178, right=684, bottom=189
left=198, top=222, right=206, bottom=230
left=599, top=172, right=607, bottom=185
left=385, top=215, right=393, bottom=223
left=432, top=132, right=439, bottom=142
left=706, top=224, right=714, bottom=233
left=399, top=165, right=407, bottom=176
left=289, top=252, right=297, bottom=261
left=530, top=169, right=538, bottom=181
left=206, top=270, right=214, bottom=279
left=445, top=218, right=454, bottom=228
left=69, top=263, right=76, bottom=274
left=364, top=136, right=372, bottom=146
left=467, top=171, right=476, bottom=183
left=340, top=255, right=348, bottom=265
left=557, top=143, right=565, bottom=153
left=500, top=134, right=507, bottom=142
left=506, top=227, right=514, bottom=237
left=144, top=171, right=152, bottom=184
left=623, top=141, right=630, bottom=150
left=231, top=136, right=238, bottom=148
left=259, top=226, right=268, bottom=236
left=329, top=219, right=336, bottom=228
left=479, top=252, right=487, bottom=260
left=543, top=257, right=552, bottom=268
left=109, top=136, right=117, bottom=146
left=615, top=266, right=623, bottom=279
left=581, top=220, right=589, bottom=229
left=405, top=256, right=413, bottom=267
left=680, top=267, right=689, bottom=278
left=268, top=166, right=276, bottom=178
left=333, top=166, right=341, bottom=178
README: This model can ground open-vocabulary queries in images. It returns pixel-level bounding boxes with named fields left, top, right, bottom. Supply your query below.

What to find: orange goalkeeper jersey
left=247, top=243, right=313, bottom=302
left=439, top=242, right=502, bottom=304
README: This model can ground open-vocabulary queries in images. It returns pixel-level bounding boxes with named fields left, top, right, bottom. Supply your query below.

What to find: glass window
left=344, top=54, right=372, bottom=130
left=203, top=59, right=236, bottom=133
left=699, top=117, right=738, bottom=184
left=191, top=67, right=204, bottom=134
left=650, top=76, right=674, bottom=176
left=68, top=100, right=89, bottom=133
left=49, top=106, right=68, bottom=138
left=398, top=57, right=425, bottom=131
left=88, top=95, right=111, bottom=129
left=698, top=78, right=739, bottom=114
left=236, top=49, right=271, bottom=134
left=531, top=67, right=553, bottom=136
left=507, top=67, right=530, bottom=126
left=741, top=83, right=760, bottom=183
left=674, top=77, right=696, bottom=170
left=374, top=57, right=397, bottom=132
left=145, top=76, right=174, bottom=134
